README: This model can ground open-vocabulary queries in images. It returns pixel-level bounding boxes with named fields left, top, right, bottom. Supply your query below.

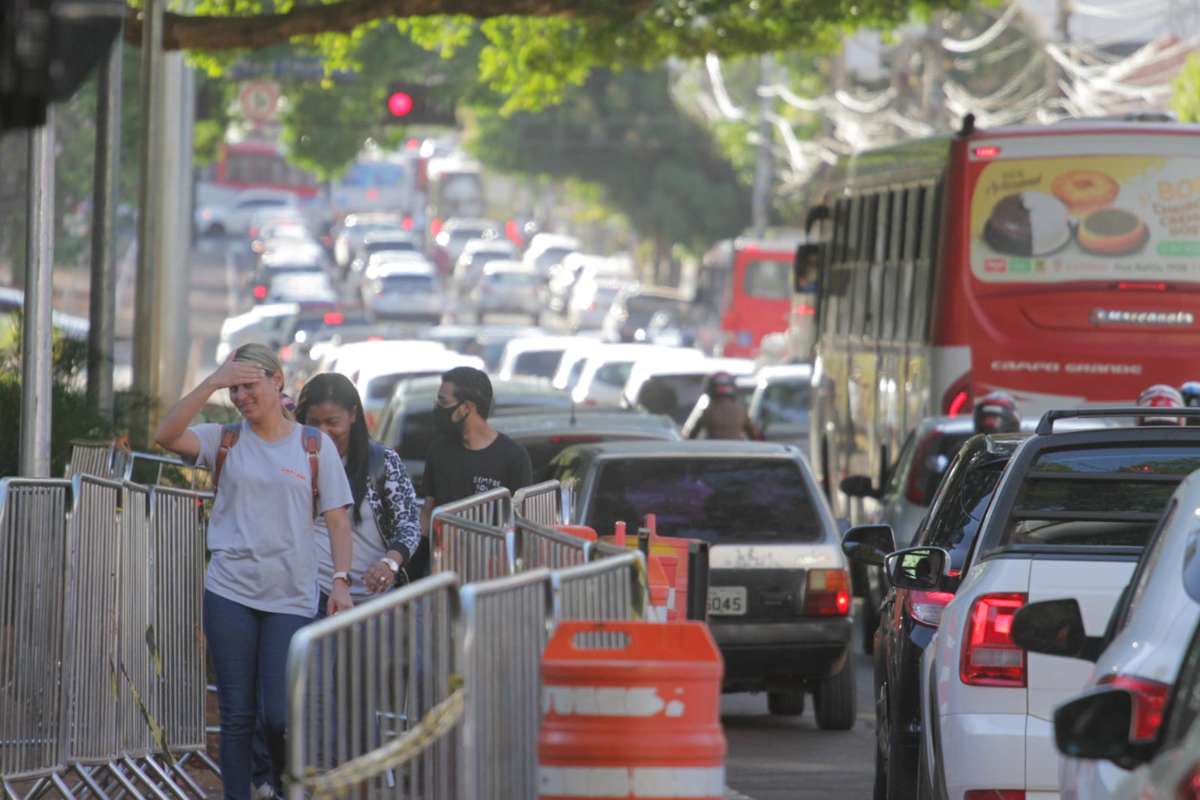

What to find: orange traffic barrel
left=557, top=525, right=599, bottom=543
left=539, top=620, right=726, bottom=799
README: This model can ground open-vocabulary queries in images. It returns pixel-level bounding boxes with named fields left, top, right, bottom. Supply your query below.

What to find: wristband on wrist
left=332, top=571, right=351, bottom=587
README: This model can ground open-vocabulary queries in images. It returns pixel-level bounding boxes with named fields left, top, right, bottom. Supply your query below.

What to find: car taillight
left=803, top=569, right=851, bottom=616
left=1177, top=762, right=1200, bottom=800
left=279, top=345, right=293, bottom=362
left=323, top=311, right=345, bottom=326
left=906, top=589, right=955, bottom=627
left=904, top=431, right=943, bottom=505
left=964, top=791, right=1024, bottom=800
left=943, top=372, right=972, bottom=416
left=402, top=216, right=414, bottom=231
left=248, top=226, right=259, bottom=238
left=960, top=593, right=1026, bottom=687
left=253, top=284, right=268, bottom=300
left=1096, top=674, right=1169, bottom=742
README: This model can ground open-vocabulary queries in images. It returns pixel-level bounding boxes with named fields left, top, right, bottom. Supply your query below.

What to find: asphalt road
left=722, top=609, right=877, bottom=800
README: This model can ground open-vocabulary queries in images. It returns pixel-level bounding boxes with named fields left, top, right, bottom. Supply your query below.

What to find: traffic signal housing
left=383, top=83, right=456, bottom=126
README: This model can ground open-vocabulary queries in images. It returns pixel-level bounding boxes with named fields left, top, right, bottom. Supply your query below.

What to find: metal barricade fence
left=149, top=486, right=213, bottom=772
left=119, top=484, right=155, bottom=760
left=65, top=439, right=124, bottom=480
left=286, top=572, right=463, bottom=800
left=432, top=515, right=516, bottom=584
left=552, top=550, right=646, bottom=623
left=457, top=569, right=554, bottom=800
left=0, top=479, right=73, bottom=784
left=430, top=488, right=512, bottom=531
left=514, top=516, right=587, bottom=571
left=62, top=474, right=124, bottom=767
left=512, top=481, right=560, bottom=527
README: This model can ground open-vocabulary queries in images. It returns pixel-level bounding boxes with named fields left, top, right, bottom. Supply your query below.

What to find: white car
left=468, top=262, right=545, bottom=324
left=196, top=190, right=298, bottom=238
left=496, top=336, right=579, bottom=382
left=567, top=278, right=625, bottom=332
left=571, top=344, right=704, bottom=407
left=551, top=339, right=602, bottom=393
left=1013, top=469, right=1200, bottom=800
left=907, top=410, right=1200, bottom=800
left=748, top=364, right=813, bottom=448
left=215, top=303, right=300, bottom=363
left=361, top=261, right=444, bottom=324
left=333, top=212, right=406, bottom=270
left=521, top=233, right=579, bottom=279
left=620, top=357, right=755, bottom=424
left=329, top=341, right=482, bottom=432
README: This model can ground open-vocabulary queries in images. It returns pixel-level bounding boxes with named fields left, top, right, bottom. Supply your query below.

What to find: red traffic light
left=387, top=90, right=414, bottom=118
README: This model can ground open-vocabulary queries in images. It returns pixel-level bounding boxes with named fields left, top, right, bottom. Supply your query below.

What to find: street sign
left=239, top=80, right=280, bottom=124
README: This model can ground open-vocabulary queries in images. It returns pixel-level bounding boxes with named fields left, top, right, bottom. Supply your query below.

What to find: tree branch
left=123, top=0, right=626, bottom=52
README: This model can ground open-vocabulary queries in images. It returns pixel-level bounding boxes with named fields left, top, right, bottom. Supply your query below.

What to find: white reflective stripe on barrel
left=539, top=766, right=725, bottom=798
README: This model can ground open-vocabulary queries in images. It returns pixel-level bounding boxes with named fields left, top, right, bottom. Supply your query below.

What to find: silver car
left=468, top=261, right=544, bottom=324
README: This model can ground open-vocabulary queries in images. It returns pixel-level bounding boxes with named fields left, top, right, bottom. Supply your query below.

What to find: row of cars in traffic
left=838, top=405, right=1200, bottom=799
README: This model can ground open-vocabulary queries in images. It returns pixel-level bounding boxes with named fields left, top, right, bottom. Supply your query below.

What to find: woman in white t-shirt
left=154, top=343, right=355, bottom=800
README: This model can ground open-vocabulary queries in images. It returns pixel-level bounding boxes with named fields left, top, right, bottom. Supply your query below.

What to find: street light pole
left=88, top=36, right=123, bottom=423
left=20, top=111, right=55, bottom=478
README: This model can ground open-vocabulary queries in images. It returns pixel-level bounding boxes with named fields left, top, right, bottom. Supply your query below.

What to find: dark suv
left=843, top=432, right=1027, bottom=800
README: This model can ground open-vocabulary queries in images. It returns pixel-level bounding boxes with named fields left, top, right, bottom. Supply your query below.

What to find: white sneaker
left=253, top=783, right=275, bottom=800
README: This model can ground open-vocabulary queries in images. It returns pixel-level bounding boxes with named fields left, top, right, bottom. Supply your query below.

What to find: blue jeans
left=204, top=590, right=311, bottom=800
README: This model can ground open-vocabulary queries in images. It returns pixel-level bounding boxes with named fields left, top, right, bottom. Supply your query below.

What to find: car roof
left=462, top=238, right=515, bottom=254
left=344, top=212, right=403, bottom=226
left=367, top=260, right=436, bottom=277
left=443, top=217, right=498, bottom=231
left=363, top=231, right=415, bottom=243
left=503, top=336, right=579, bottom=355
left=528, top=233, right=580, bottom=251
left=483, top=261, right=535, bottom=275
left=398, top=374, right=566, bottom=400
left=262, top=243, right=326, bottom=264
left=491, top=411, right=680, bottom=438
left=561, top=439, right=801, bottom=461
left=756, top=363, right=813, bottom=381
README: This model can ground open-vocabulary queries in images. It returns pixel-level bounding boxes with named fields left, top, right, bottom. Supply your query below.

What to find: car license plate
left=707, top=586, right=747, bottom=616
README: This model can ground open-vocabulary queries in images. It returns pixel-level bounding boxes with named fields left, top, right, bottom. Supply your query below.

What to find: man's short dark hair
left=442, top=366, right=494, bottom=419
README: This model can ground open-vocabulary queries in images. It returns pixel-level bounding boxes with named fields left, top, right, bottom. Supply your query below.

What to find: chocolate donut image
left=1076, top=208, right=1149, bottom=257
left=983, top=192, right=1072, bottom=257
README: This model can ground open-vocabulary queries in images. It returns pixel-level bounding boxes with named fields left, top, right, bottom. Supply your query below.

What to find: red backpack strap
left=212, top=424, right=241, bottom=496
left=301, top=425, right=322, bottom=517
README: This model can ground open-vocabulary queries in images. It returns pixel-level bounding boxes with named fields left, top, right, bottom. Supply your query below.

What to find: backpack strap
left=212, top=424, right=241, bottom=496
left=301, top=425, right=322, bottom=517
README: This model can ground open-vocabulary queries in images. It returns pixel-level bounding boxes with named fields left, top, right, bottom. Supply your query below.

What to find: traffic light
left=383, top=83, right=457, bottom=126
left=0, top=0, right=125, bottom=131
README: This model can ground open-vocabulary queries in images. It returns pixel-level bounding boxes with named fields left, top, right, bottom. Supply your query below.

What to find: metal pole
left=20, top=111, right=55, bottom=478
left=88, top=35, right=123, bottom=422
left=133, top=0, right=165, bottom=446
left=751, top=53, right=775, bottom=238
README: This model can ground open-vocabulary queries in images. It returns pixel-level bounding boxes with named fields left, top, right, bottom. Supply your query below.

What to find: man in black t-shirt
left=410, top=366, right=533, bottom=578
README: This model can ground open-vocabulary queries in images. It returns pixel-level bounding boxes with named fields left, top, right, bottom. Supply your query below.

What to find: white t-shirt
left=191, top=422, right=353, bottom=617
left=315, top=495, right=387, bottom=603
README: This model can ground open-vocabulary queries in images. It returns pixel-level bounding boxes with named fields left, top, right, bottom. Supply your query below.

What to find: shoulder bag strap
left=212, top=424, right=241, bottom=497
left=302, top=425, right=322, bottom=517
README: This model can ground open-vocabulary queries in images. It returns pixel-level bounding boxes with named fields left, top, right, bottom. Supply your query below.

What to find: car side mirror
left=1055, top=688, right=1155, bottom=768
left=840, top=474, right=879, bottom=499
left=842, top=524, right=897, bottom=567
left=885, top=547, right=949, bottom=591
left=1011, top=598, right=1106, bottom=662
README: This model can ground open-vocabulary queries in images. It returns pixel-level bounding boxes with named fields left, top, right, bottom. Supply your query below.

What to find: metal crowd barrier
left=512, top=481, right=560, bottom=527
left=552, top=550, right=645, bottom=622
left=513, top=515, right=587, bottom=571
left=432, top=515, right=516, bottom=583
left=65, top=439, right=126, bottom=480
left=0, top=479, right=73, bottom=789
left=286, top=573, right=462, bottom=800
left=457, top=569, right=553, bottom=800
left=430, top=487, right=512, bottom=531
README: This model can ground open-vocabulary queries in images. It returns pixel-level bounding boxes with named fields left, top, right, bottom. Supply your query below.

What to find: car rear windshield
left=626, top=296, right=686, bottom=326
left=514, top=350, right=563, bottom=379
left=1001, top=444, right=1200, bottom=549
left=636, top=375, right=707, bottom=424
left=381, top=275, right=435, bottom=293
left=586, top=458, right=823, bottom=543
left=491, top=272, right=540, bottom=287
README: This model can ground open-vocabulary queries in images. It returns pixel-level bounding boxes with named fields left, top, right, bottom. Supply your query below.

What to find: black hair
left=295, top=373, right=370, bottom=523
left=442, top=366, right=494, bottom=419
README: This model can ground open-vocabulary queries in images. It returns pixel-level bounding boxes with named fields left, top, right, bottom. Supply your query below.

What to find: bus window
left=895, top=187, right=920, bottom=342
left=744, top=260, right=792, bottom=299
left=909, top=184, right=941, bottom=343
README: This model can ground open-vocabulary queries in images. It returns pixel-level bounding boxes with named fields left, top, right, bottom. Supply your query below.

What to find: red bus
left=800, top=119, right=1200, bottom=514
left=212, top=140, right=320, bottom=199
left=698, top=237, right=807, bottom=358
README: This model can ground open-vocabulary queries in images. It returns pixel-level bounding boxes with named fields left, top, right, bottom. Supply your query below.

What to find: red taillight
left=906, top=589, right=955, bottom=627
left=793, top=303, right=816, bottom=316
left=430, top=217, right=443, bottom=237
left=248, top=226, right=259, bottom=238
left=402, top=216, right=414, bottom=231
left=943, top=373, right=973, bottom=416
left=323, top=311, right=345, bottom=326
left=904, top=431, right=943, bottom=505
left=1097, top=674, right=1170, bottom=743
left=1177, top=762, right=1200, bottom=800
left=960, top=593, right=1026, bottom=687
left=964, top=791, right=1023, bottom=800
left=1117, top=281, right=1167, bottom=291
left=804, top=569, right=851, bottom=616
left=253, top=284, right=268, bottom=300
left=279, top=345, right=293, bottom=362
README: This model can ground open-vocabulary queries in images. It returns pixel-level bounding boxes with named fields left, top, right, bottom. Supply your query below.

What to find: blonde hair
left=233, top=344, right=292, bottom=419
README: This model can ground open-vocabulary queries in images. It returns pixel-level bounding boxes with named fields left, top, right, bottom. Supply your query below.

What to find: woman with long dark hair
left=295, top=372, right=421, bottom=609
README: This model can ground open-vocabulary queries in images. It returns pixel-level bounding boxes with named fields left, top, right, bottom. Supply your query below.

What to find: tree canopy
left=1174, top=55, right=1200, bottom=123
